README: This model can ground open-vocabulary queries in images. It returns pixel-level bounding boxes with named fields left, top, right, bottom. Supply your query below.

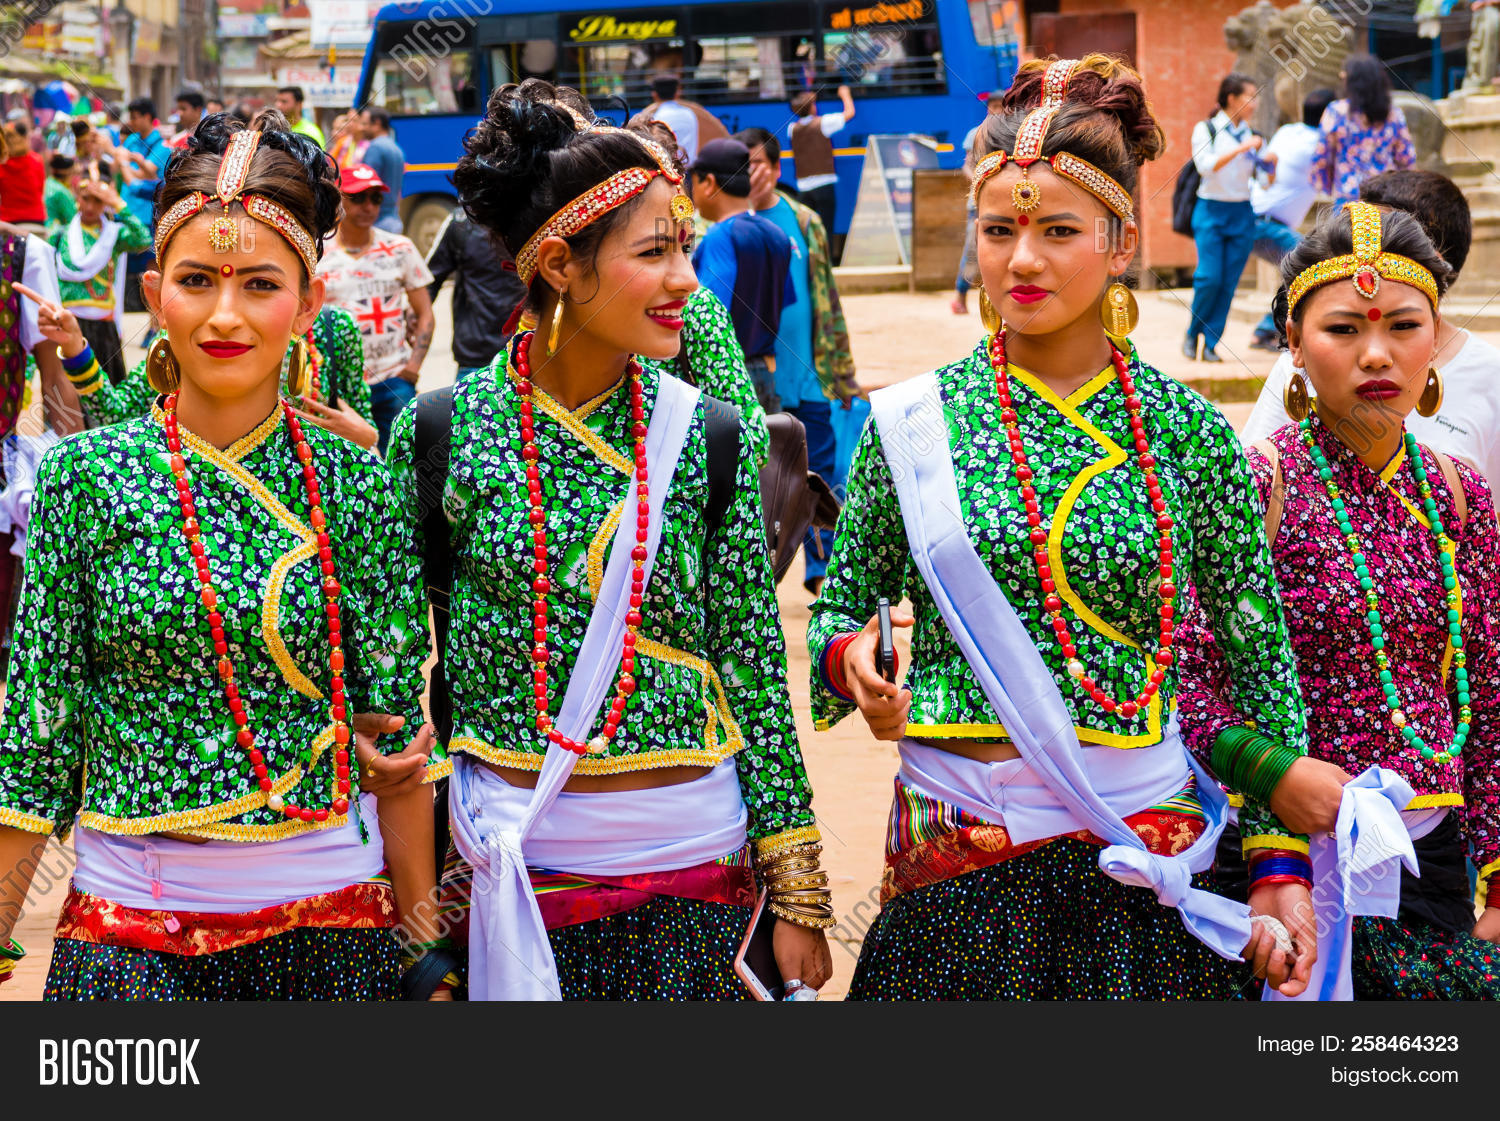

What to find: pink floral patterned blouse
left=1176, top=416, right=1500, bottom=883
left=1312, top=99, right=1417, bottom=206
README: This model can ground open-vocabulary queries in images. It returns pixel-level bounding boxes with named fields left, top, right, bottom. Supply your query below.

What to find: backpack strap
left=414, top=384, right=456, bottom=744
left=1434, top=450, right=1469, bottom=536
left=701, top=393, right=740, bottom=541
left=1251, top=439, right=1284, bottom=547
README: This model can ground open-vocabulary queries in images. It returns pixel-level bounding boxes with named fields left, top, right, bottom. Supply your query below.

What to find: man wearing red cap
left=316, top=163, right=434, bottom=452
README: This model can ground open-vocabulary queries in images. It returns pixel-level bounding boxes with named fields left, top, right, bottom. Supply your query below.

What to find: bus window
left=557, top=8, right=685, bottom=106
left=687, top=3, right=817, bottom=104
left=485, top=40, right=559, bottom=86
left=368, top=49, right=480, bottom=116
left=819, top=1, right=946, bottom=97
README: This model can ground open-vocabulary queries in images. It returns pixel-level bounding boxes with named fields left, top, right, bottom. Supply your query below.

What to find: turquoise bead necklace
left=1300, top=418, right=1469, bottom=764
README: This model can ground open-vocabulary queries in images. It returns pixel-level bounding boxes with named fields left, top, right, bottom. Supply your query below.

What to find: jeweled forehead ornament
left=1286, top=200, right=1439, bottom=316
left=968, top=57, right=1134, bottom=222
left=153, top=128, right=320, bottom=276
left=514, top=103, right=695, bottom=288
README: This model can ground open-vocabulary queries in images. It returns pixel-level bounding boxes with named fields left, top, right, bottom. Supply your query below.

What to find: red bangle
left=824, top=632, right=860, bottom=701
left=1249, top=874, right=1313, bottom=890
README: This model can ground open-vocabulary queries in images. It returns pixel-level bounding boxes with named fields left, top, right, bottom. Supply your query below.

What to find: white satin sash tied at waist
left=1267, top=767, right=1444, bottom=1002
left=899, top=720, right=1193, bottom=846
left=448, top=372, right=704, bottom=1002
left=71, top=793, right=385, bottom=914
left=871, top=372, right=1250, bottom=960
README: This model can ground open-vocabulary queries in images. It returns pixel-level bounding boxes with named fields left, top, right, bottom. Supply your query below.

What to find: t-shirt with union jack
left=315, top=227, right=434, bottom=385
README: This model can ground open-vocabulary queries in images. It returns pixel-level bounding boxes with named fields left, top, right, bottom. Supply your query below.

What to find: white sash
left=71, top=794, right=385, bottom=913
left=449, top=371, right=702, bottom=1001
left=453, top=758, right=746, bottom=877
left=56, top=216, right=126, bottom=324
left=871, top=372, right=1251, bottom=960
left=1265, top=767, right=1443, bottom=1002
left=898, top=719, right=1193, bottom=845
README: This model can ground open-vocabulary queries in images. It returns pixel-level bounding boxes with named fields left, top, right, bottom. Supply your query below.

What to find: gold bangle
left=769, top=902, right=836, bottom=930
left=768, top=875, right=829, bottom=892
left=754, top=826, right=823, bottom=861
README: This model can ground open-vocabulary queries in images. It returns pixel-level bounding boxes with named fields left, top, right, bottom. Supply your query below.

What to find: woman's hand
left=1268, top=755, right=1353, bottom=835
left=842, top=607, right=913, bottom=740
left=353, top=714, right=433, bottom=797
left=83, top=179, right=127, bottom=213
left=13, top=282, right=87, bottom=358
left=772, top=919, right=833, bottom=995
left=1473, top=906, right=1500, bottom=944
left=292, top=399, right=379, bottom=450
left=1245, top=880, right=1318, bottom=997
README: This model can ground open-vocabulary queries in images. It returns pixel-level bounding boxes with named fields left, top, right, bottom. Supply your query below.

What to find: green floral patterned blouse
left=386, top=344, right=816, bottom=849
left=641, top=287, right=769, bottom=467
left=807, top=340, right=1309, bottom=844
left=66, top=307, right=376, bottom=433
left=0, top=404, right=436, bottom=842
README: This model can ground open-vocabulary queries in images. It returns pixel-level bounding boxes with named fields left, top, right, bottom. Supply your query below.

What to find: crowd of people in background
left=1185, top=54, right=1417, bottom=359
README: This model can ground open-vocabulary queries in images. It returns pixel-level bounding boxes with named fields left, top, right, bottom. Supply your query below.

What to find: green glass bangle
left=1212, top=726, right=1301, bottom=805
left=0, top=937, right=25, bottom=961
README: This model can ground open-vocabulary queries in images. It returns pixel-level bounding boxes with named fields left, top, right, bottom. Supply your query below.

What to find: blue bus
left=356, top=0, right=1020, bottom=254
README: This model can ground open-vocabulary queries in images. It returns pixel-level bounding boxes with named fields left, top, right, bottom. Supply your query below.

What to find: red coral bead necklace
left=513, top=330, right=647, bottom=755
left=989, top=329, right=1176, bottom=718
left=163, top=394, right=352, bottom=822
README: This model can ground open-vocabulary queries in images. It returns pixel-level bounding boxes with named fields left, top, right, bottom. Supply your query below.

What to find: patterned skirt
left=42, top=880, right=402, bottom=1001
left=849, top=838, right=1249, bottom=1000
left=437, top=840, right=756, bottom=1000
left=44, top=928, right=403, bottom=1001
left=848, top=773, right=1248, bottom=1000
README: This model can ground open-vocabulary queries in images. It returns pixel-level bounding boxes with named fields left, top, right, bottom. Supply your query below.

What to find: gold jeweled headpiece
left=153, top=128, right=320, bottom=276
left=513, top=101, right=695, bottom=288
left=968, top=57, right=1135, bottom=221
left=1286, top=201, right=1439, bottom=316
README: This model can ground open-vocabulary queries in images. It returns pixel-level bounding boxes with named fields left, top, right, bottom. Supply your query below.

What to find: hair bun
left=999, top=53, right=1165, bottom=166
left=454, top=79, right=595, bottom=245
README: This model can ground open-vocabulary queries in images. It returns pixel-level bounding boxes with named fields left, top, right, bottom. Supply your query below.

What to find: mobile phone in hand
left=877, top=597, right=896, bottom=684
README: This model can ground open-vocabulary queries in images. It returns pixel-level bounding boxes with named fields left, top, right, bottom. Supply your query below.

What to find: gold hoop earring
left=1283, top=368, right=1311, bottom=422
left=1099, top=281, right=1138, bottom=344
left=146, top=334, right=180, bottom=395
left=978, top=287, right=1001, bottom=336
left=546, top=292, right=566, bottom=356
left=1417, top=366, right=1443, bottom=417
left=285, top=337, right=310, bottom=398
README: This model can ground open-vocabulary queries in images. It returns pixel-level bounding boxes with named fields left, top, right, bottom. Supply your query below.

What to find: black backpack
left=1171, top=117, right=1217, bottom=237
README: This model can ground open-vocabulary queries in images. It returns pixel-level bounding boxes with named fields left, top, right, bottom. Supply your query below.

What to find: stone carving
left=1463, top=1, right=1500, bottom=93
left=1224, top=1, right=1352, bottom=135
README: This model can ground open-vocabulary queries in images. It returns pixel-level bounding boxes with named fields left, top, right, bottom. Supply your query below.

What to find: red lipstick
left=647, top=299, right=688, bottom=330
left=1008, top=285, right=1050, bottom=305
left=1355, top=379, right=1402, bottom=402
left=199, top=340, right=253, bottom=358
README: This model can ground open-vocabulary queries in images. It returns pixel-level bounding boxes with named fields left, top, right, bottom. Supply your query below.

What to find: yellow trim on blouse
left=0, top=805, right=55, bottom=836
left=76, top=725, right=341, bottom=841
left=151, top=404, right=329, bottom=701
left=505, top=364, right=632, bottom=475
left=1004, top=362, right=1166, bottom=748
left=1370, top=435, right=1462, bottom=682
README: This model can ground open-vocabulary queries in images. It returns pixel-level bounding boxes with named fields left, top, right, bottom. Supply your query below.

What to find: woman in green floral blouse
left=50, top=303, right=378, bottom=451
left=388, top=80, right=831, bottom=1000
left=809, top=55, right=1315, bottom=1000
left=0, top=112, right=447, bottom=1000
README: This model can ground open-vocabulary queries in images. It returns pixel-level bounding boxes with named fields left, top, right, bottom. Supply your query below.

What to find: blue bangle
left=1251, top=856, right=1313, bottom=882
left=59, top=344, right=95, bottom=373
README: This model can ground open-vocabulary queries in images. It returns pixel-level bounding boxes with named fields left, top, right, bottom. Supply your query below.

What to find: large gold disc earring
left=1417, top=366, right=1443, bottom=417
left=546, top=292, right=566, bottom=357
left=1283, top=368, right=1311, bottom=422
left=978, top=287, right=1001, bottom=336
left=285, top=337, right=311, bottom=398
left=1099, top=281, right=1138, bottom=344
left=146, top=335, right=181, bottom=394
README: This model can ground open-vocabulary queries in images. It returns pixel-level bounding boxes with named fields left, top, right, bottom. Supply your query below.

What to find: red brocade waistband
left=53, top=882, right=398, bottom=956
left=437, top=842, right=756, bottom=939
left=881, top=775, right=1208, bottom=905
